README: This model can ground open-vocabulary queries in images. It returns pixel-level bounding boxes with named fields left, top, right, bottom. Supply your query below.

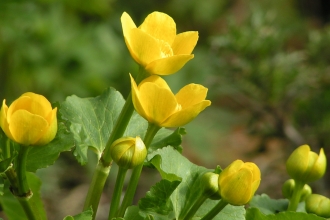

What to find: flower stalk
left=200, top=199, right=228, bottom=220
left=5, top=147, right=42, bottom=220
left=287, top=180, right=305, bottom=211
left=108, top=167, right=128, bottom=220
left=83, top=68, right=149, bottom=218
left=117, top=123, right=160, bottom=217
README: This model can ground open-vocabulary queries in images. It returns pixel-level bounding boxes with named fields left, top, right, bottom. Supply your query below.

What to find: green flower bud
left=282, top=179, right=312, bottom=202
left=200, top=172, right=221, bottom=199
left=306, top=194, right=330, bottom=218
left=110, top=136, right=147, bottom=169
left=286, top=145, right=326, bottom=183
left=218, top=160, right=261, bottom=206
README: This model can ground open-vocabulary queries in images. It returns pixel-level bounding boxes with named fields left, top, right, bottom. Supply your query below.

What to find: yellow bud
left=218, top=160, right=261, bottom=206
left=110, top=136, right=147, bottom=169
left=0, top=92, right=57, bottom=146
left=306, top=194, right=330, bottom=218
left=200, top=172, right=221, bottom=199
left=282, top=179, right=312, bottom=202
left=286, top=145, right=327, bottom=183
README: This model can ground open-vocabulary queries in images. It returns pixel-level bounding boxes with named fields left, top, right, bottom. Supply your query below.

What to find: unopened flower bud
left=110, top=136, right=147, bottom=169
left=286, top=145, right=326, bottom=183
left=218, top=160, right=261, bottom=206
left=282, top=179, right=312, bottom=202
left=306, top=194, right=330, bottom=218
left=200, top=172, right=221, bottom=199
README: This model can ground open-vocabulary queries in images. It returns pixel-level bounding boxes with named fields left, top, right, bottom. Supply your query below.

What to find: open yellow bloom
left=130, top=74, right=211, bottom=127
left=0, top=92, right=57, bottom=146
left=121, top=11, right=198, bottom=75
left=218, top=160, right=261, bottom=206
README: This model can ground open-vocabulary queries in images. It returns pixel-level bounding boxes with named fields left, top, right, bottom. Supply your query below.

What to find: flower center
left=157, top=39, right=173, bottom=58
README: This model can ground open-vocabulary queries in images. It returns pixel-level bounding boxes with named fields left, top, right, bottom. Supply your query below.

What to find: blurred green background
left=1, top=0, right=330, bottom=219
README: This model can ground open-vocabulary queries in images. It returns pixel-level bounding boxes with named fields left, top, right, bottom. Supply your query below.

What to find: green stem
left=5, top=147, right=42, bottom=220
left=17, top=147, right=30, bottom=196
left=108, top=167, right=128, bottom=220
left=117, top=123, right=161, bottom=217
left=182, top=194, right=208, bottom=220
left=83, top=68, right=149, bottom=218
left=200, top=199, right=228, bottom=220
left=287, top=180, right=304, bottom=211
left=83, top=162, right=110, bottom=219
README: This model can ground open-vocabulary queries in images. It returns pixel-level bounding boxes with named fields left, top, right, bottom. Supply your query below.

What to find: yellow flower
left=0, top=92, right=57, bottom=146
left=121, top=11, right=198, bottom=75
left=218, top=160, right=261, bottom=206
left=130, top=74, right=211, bottom=127
left=286, top=145, right=326, bottom=183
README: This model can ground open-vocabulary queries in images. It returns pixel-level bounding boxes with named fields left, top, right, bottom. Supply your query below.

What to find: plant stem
left=17, top=147, right=30, bottom=196
left=287, top=180, right=304, bottom=211
left=83, top=162, right=110, bottom=219
left=182, top=194, right=208, bottom=220
left=5, top=147, right=42, bottom=220
left=200, top=199, right=228, bottom=220
left=117, top=123, right=160, bottom=217
left=108, top=167, right=128, bottom=220
left=83, top=68, right=149, bottom=218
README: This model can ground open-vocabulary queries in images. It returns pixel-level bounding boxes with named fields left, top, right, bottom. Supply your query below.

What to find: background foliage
left=1, top=0, right=330, bottom=219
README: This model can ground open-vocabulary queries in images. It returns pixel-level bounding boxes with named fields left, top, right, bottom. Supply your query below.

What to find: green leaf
left=246, top=207, right=327, bottom=220
left=139, top=179, right=181, bottom=215
left=250, top=194, right=289, bottom=214
left=122, top=206, right=145, bottom=220
left=60, top=87, right=147, bottom=164
left=194, top=200, right=245, bottom=220
left=0, top=172, right=46, bottom=220
left=150, top=127, right=186, bottom=154
left=63, top=207, right=93, bottom=220
left=26, top=119, right=75, bottom=172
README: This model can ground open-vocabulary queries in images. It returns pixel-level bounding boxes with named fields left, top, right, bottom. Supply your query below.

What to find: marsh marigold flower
left=286, top=145, right=326, bottom=183
left=110, top=136, right=147, bottom=169
left=218, top=160, right=261, bottom=206
left=130, top=74, right=211, bottom=127
left=121, top=11, right=198, bottom=75
left=0, top=92, right=57, bottom=146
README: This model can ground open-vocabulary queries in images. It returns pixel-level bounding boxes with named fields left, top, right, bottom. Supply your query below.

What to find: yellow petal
left=130, top=74, right=149, bottom=120
left=139, top=12, right=176, bottom=45
left=0, top=100, right=14, bottom=140
left=140, top=75, right=171, bottom=91
left=219, top=160, right=244, bottom=185
left=125, top=28, right=162, bottom=66
left=121, top=12, right=137, bottom=38
left=145, top=54, right=194, bottom=75
left=161, top=100, right=211, bottom=127
left=7, top=93, right=52, bottom=120
left=286, top=145, right=310, bottom=179
left=245, top=162, right=261, bottom=181
left=175, top=84, right=208, bottom=109
left=221, top=167, right=253, bottom=205
left=138, top=81, right=178, bottom=126
left=9, top=109, right=49, bottom=146
left=172, top=31, right=198, bottom=55
left=34, top=108, right=57, bottom=146
left=306, top=148, right=327, bottom=182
